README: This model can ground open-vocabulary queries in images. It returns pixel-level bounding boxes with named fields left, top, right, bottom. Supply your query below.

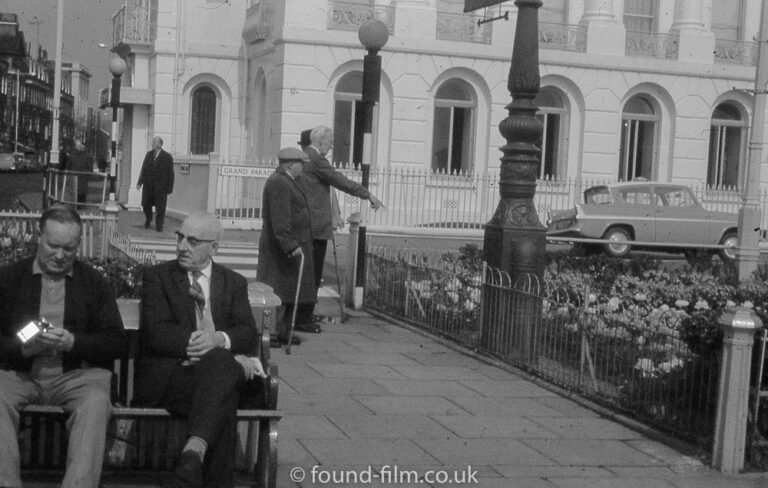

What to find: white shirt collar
left=189, top=260, right=213, bottom=281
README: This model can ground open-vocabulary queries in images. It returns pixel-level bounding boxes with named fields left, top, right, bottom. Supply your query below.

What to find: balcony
left=539, top=22, right=586, bottom=53
left=625, top=31, right=678, bottom=59
left=243, top=0, right=272, bottom=43
left=112, top=3, right=152, bottom=50
left=327, top=1, right=395, bottom=34
left=436, top=11, right=491, bottom=45
left=714, top=39, right=758, bottom=66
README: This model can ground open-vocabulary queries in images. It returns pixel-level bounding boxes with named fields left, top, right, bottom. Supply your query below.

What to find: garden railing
left=364, top=245, right=721, bottom=448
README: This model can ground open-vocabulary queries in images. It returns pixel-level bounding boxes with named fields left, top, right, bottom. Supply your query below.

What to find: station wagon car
left=547, top=182, right=739, bottom=261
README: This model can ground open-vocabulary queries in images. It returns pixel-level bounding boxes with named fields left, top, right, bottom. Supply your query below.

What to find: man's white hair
left=310, top=126, right=333, bottom=145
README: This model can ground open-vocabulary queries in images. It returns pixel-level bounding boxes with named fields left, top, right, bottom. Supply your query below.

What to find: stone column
left=712, top=307, right=762, bottom=473
left=580, top=0, right=625, bottom=56
left=671, top=0, right=715, bottom=63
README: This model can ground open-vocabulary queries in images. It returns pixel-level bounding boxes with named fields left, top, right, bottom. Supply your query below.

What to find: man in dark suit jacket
left=133, top=213, right=264, bottom=488
left=0, top=205, right=126, bottom=488
left=257, top=147, right=315, bottom=345
left=137, top=136, right=175, bottom=232
left=297, top=126, right=383, bottom=331
left=67, top=138, right=94, bottom=206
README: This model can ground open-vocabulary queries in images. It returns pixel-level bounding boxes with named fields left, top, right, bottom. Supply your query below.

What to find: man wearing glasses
left=132, top=213, right=265, bottom=488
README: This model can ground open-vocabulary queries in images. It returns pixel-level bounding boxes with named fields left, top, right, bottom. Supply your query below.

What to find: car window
left=584, top=187, right=612, bottom=204
left=616, top=189, right=652, bottom=206
left=657, top=188, right=697, bottom=208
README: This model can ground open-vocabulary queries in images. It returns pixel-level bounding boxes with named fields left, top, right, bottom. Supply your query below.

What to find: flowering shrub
left=0, top=224, right=36, bottom=266
left=82, top=257, right=146, bottom=299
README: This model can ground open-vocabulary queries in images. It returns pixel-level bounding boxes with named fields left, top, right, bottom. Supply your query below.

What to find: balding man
left=298, top=126, right=383, bottom=331
left=137, top=137, right=175, bottom=232
left=133, top=213, right=264, bottom=488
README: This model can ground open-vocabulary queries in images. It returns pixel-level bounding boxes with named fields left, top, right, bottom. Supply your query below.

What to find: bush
left=83, top=257, right=147, bottom=299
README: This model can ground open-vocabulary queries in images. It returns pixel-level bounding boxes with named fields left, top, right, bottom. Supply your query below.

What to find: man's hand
left=20, top=339, right=48, bottom=358
left=290, top=247, right=303, bottom=259
left=137, top=183, right=142, bottom=190
left=186, top=331, right=225, bottom=358
left=369, top=194, right=384, bottom=210
left=234, top=355, right=266, bottom=380
left=36, top=328, right=75, bottom=352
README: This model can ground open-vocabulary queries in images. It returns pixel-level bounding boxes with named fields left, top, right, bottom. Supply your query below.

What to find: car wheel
left=603, top=227, right=632, bottom=258
left=718, top=232, right=738, bottom=262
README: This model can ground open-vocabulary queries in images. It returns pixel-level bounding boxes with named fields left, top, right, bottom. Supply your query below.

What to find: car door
left=613, top=186, right=655, bottom=242
left=653, top=186, right=711, bottom=245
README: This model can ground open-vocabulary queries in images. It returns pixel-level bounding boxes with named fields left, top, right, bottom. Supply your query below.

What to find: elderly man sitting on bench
left=132, top=213, right=265, bottom=488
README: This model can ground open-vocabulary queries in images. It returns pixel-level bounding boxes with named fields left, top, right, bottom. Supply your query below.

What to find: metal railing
left=436, top=11, right=492, bottom=44
left=209, top=163, right=768, bottom=232
left=107, top=231, right=157, bottom=266
left=112, top=2, right=152, bottom=48
left=45, top=169, right=110, bottom=210
left=364, top=246, right=721, bottom=447
left=714, top=38, right=759, bottom=66
left=327, top=1, right=395, bottom=33
left=625, top=31, right=679, bottom=59
left=539, top=22, right=587, bottom=53
left=243, top=0, right=272, bottom=43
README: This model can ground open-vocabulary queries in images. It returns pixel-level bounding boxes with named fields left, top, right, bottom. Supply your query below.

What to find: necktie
left=190, top=272, right=215, bottom=333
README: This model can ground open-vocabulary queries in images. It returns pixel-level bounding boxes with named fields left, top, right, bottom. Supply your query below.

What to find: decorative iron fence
left=327, top=1, right=395, bottom=33
left=436, top=11, right=492, bottom=44
left=112, top=2, right=152, bottom=47
left=539, top=23, right=587, bottom=53
left=364, top=246, right=721, bottom=446
left=207, top=162, right=768, bottom=232
left=625, top=31, right=679, bottom=59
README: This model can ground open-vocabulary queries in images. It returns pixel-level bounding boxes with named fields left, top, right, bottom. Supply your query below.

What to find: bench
left=20, top=301, right=281, bottom=488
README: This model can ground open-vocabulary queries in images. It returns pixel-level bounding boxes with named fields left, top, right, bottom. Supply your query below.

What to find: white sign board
left=220, top=166, right=273, bottom=178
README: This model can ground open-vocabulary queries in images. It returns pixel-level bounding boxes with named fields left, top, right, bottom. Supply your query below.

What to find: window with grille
left=619, top=95, right=658, bottom=181
left=535, top=87, right=568, bottom=179
left=623, top=0, right=657, bottom=33
left=431, top=78, right=476, bottom=175
left=707, top=102, right=746, bottom=188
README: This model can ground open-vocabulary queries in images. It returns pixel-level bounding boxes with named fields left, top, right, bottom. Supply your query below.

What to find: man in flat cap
left=297, top=126, right=383, bottom=332
left=257, top=148, right=315, bottom=345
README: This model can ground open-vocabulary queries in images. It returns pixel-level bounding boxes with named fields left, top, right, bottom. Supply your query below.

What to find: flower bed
left=0, top=223, right=36, bottom=266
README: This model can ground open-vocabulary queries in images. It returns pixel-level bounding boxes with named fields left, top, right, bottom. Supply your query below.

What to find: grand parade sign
left=463, top=0, right=506, bottom=13
left=220, top=166, right=274, bottom=178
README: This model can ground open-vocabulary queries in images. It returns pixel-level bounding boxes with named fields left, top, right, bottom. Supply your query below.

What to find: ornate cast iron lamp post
left=482, top=0, right=545, bottom=361
left=107, top=56, right=127, bottom=206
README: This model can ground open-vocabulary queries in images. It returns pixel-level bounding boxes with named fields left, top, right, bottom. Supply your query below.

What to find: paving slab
left=307, top=362, right=406, bottom=379
left=328, top=414, right=456, bottom=439
left=447, top=396, right=567, bottom=417
left=415, top=438, right=558, bottom=466
left=530, top=417, right=647, bottom=440
left=283, top=376, right=389, bottom=396
left=300, top=438, right=438, bottom=466
left=330, top=351, right=422, bottom=366
left=522, top=439, right=659, bottom=466
left=391, top=364, right=492, bottom=381
left=431, top=414, right=557, bottom=439
left=279, top=415, right=349, bottom=440
left=373, top=378, right=480, bottom=397
left=462, top=379, right=560, bottom=398
left=353, top=395, right=472, bottom=415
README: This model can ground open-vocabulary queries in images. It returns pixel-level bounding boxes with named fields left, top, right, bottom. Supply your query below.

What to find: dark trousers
left=142, top=189, right=168, bottom=230
left=155, top=349, right=245, bottom=488
left=297, top=239, right=328, bottom=324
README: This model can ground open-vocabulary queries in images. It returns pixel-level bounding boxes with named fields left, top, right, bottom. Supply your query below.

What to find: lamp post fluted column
left=483, top=0, right=545, bottom=280
left=107, top=57, right=127, bottom=206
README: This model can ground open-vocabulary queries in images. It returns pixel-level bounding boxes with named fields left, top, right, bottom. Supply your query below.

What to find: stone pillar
left=671, top=0, right=715, bottom=63
left=712, top=307, right=762, bottom=473
left=580, top=0, right=625, bottom=56
left=394, top=0, right=436, bottom=39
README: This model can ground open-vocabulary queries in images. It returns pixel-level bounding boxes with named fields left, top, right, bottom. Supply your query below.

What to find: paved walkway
left=274, top=299, right=768, bottom=488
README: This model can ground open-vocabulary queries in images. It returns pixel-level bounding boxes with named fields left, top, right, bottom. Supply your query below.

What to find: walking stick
left=285, top=250, right=305, bottom=355
left=331, top=233, right=348, bottom=323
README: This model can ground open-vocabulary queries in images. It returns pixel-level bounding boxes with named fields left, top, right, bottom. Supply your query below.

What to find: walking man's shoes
left=144, top=220, right=151, bottom=229
left=294, top=321, right=322, bottom=334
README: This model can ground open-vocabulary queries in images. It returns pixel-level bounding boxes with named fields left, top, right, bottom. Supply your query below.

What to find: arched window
left=535, top=87, right=568, bottom=179
left=619, top=95, right=658, bottom=181
left=333, top=72, right=364, bottom=167
left=431, top=78, right=476, bottom=174
left=190, top=85, right=217, bottom=155
left=707, top=102, right=746, bottom=188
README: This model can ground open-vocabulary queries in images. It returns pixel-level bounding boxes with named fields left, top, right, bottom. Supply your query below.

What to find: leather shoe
left=270, top=334, right=301, bottom=348
left=171, top=450, right=203, bottom=488
left=294, top=321, right=322, bottom=333
left=144, top=220, right=151, bottom=229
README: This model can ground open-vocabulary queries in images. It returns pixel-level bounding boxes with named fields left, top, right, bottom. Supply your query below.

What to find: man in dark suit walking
left=297, top=126, right=383, bottom=331
left=137, top=137, right=175, bottom=232
left=67, top=138, right=93, bottom=207
left=133, top=213, right=264, bottom=488
left=0, top=205, right=127, bottom=488
left=257, top=147, right=315, bottom=345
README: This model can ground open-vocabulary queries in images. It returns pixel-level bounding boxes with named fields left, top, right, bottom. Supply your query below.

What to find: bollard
left=248, top=282, right=281, bottom=341
left=346, top=212, right=362, bottom=309
left=712, top=306, right=762, bottom=473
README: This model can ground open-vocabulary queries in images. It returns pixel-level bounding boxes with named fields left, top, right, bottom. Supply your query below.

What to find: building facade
left=112, top=0, right=767, bottom=216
